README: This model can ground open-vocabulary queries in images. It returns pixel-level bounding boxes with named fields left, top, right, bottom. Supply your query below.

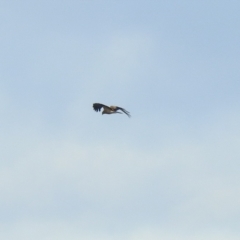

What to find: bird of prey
left=93, top=103, right=131, bottom=117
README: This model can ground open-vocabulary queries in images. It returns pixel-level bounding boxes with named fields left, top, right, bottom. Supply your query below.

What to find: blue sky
left=0, top=1, right=240, bottom=239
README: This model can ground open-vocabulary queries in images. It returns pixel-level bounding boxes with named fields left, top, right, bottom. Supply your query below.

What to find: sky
left=0, top=0, right=240, bottom=239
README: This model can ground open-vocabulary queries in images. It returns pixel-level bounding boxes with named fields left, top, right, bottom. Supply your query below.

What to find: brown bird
left=93, top=103, right=131, bottom=117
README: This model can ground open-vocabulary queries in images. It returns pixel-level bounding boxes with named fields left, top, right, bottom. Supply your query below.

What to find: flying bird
left=93, top=103, right=131, bottom=117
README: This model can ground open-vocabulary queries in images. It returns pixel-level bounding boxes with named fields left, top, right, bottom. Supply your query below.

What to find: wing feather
left=114, top=106, right=131, bottom=117
left=93, top=103, right=111, bottom=112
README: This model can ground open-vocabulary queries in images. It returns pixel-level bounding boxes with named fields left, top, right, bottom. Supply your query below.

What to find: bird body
left=93, top=103, right=131, bottom=117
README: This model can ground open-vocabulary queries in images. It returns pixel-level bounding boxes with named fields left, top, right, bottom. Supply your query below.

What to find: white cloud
left=1, top=1, right=240, bottom=239
left=0, top=109, right=239, bottom=231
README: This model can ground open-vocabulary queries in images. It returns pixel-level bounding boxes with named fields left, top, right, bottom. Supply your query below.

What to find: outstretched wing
left=93, top=103, right=110, bottom=112
left=111, top=106, right=131, bottom=117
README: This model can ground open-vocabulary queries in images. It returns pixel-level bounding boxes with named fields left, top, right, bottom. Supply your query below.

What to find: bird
left=93, top=103, right=131, bottom=117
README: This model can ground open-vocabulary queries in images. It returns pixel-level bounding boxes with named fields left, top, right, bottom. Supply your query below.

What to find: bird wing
left=110, top=106, right=131, bottom=117
left=93, top=103, right=111, bottom=112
